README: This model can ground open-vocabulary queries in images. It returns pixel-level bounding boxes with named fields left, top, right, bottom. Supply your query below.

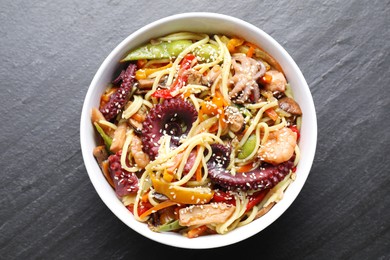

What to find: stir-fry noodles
left=92, top=32, right=302, bottom=238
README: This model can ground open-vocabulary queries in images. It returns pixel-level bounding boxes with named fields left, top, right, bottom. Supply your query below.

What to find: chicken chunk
left=179, top=202, right=235, bottom=226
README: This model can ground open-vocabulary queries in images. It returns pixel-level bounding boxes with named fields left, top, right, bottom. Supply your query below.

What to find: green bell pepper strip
left=93, top=122, right=112, bottom=151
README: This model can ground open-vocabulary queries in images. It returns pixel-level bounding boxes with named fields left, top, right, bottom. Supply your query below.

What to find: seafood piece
left=262, top=70, right=286, bottom=93
left=179, top=203, right=236, bottom=226
left=142, top=98, right=198, bottom=159
left=100, top=64, right=137, bottom=121
left=207, top=144, right=294, bottom=191
left=224, top=106, right=245, bottom=133
left=202, top=65, right=221, bottom=85
left=130, top=135, right=150, bottom=168
left=110, top=119, right=127, bottom=153
left=229, top=53, right=266, bottom=104
left=108, top=151, right=139, bottom=197
left=186, top=65, right=222, bottom=86
left=258, top=127, right=297, bottom=165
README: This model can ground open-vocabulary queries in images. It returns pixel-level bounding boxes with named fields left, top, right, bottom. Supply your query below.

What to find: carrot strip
left=141, top=190, right=150, bottom=202
left=245, top=42, right=259, bottom=49
left=259, top=72, right=273, bottom=85
left=139, top=200, right=178, bottom=219
left=246, top=46, right=255, bottom=58
left=227, top=38, right=245, bottom=53
left=265, top=108, right=278, bottom=121
left=131, top=113, right=144, bottom=122
left=101, top=160, right=114, bottom=187
left=237, top=163, right=254, bottom=173
left=187, top=225, right=208, bottom=238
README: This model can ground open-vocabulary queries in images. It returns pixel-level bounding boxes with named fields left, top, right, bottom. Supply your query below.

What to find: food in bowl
left=91, top=31, right=303, bottom=238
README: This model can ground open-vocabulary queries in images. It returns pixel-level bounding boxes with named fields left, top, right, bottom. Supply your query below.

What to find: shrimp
left=258, top=127, right=297, bottom=165
left=263, top=70, right=287, bottom=93
left=130, top=135, right=150, bottom=168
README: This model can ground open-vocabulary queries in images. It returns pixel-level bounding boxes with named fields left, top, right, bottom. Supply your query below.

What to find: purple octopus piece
left=207, top=144, right=294, bottom=191
left=108, top=151, right=139, bottom=197
left=100, top=63, right=137, bottom=121
left=141, top=98, right=198, bottom=160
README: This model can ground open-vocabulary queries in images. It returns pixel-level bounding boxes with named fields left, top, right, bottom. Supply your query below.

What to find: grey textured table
left=1, top=0, right=389, bottom=259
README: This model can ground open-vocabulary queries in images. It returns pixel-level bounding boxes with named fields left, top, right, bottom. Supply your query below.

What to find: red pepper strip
left=212, top=190, right=236, bottom=206
left=289, top=125, right=300, bottom=141
left=127, top=201, right=153, bottom=216
left=152, top=54, right=197, bottom=98
left=245, top=190, right=268, bottom=212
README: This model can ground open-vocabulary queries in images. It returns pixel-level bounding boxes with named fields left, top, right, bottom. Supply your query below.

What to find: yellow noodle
left=174, top=145, right=205, bottom=185
left=237, top=206, right=259, bottom=227
left=122, top=95, right=143, bottom=119
left=145, top=69, right=171, bottom=101
left=239, top=100, right=278, bottom=147
left=97, top=120, right=117, bottom=130
left=215, top=193, right=248, bottom=234
left=189, top=94, right=201, bottom=111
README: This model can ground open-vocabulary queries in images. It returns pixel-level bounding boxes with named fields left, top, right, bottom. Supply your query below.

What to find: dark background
left=1, top=0, right=389, bottom=259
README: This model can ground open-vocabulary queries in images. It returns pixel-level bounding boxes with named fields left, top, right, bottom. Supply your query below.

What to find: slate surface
left=1, top=0, right=389, bottom=259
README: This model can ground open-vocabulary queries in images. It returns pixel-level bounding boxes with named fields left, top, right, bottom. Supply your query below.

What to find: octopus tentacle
left=207, top=144, right=294, bottom=191
left=229, top=54, right=266, bottom=104
left=142, top=98, right=198, bottom=160
left=100, top=63, right=137, bottom=121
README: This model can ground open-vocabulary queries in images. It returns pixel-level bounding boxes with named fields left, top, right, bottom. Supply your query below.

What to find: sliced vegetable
left=227, top=38, right=244, bottom=52
left=245, top=190, right=268, bottom=212
left=122, top=40, right=192, bottom=61
left=259, top=72, right=273, bottom=84
left=93, top=122, right=112, bottom=151
left=237, top=135, right=256, bottom=159
left=135, top=63, right=172, bottom=80
left=157, top=219, right=183, bottom=232
left=289, top=125, right=300, bottom=140
left=139, top=200, right=178, bottom=219
left=246, top=45, right=255, bottom=58
left=127, top=201, right=153, bottom=217
left=152, top=54, right=196, bottom=98
left=150, top=174, right=214, bottom=204
left=187, top=225, right=209, bottom=238
left=265, top=107, right=279, bottom=121
left=193, top=44, right=219, bottom=61
left=236, top=163, right=255, bottom=173
left=212, top=190, right=235, bottom=205
left=198, top=91, right=227, bottom=119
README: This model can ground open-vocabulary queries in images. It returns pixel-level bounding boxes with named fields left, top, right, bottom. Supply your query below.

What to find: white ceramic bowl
left=80, top=12, right=317, bottom=249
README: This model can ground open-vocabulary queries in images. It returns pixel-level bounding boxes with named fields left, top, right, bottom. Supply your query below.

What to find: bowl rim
left=80, top=11, right=317, bottom=249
